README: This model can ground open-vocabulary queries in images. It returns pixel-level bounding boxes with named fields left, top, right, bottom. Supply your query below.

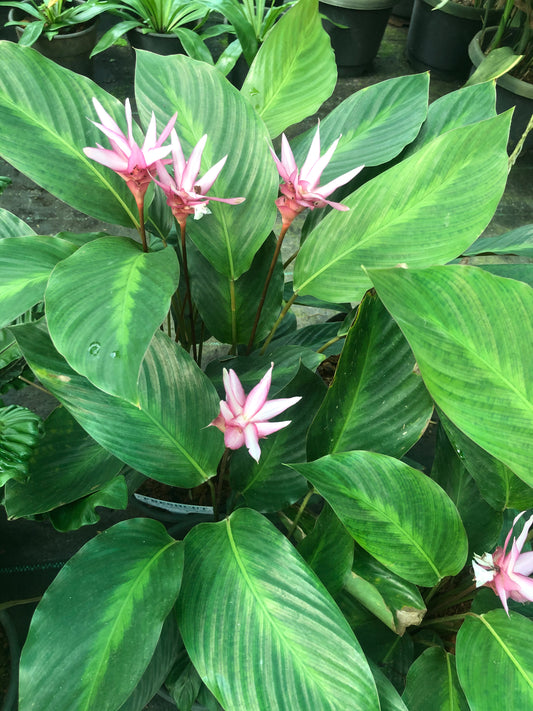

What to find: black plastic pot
left=468, top=28, right=533, bottom=151
left=127, top=28, right=187, bottom=56
left=319, top=0, right=395, bottom=76
left=8, top=8, right=97, bottom=76
left=406, top=0, right=500, bottom=80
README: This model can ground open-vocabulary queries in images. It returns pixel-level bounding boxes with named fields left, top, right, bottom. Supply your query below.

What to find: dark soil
left=0, top=620, right=9, bottom=706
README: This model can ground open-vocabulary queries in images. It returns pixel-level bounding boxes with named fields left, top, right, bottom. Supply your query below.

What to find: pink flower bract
left=83, top=98, right=176, bottom=208
left=210, top=363, right=301, bottom=462
left=270, top=124, right=364, bottom=227
left=472, top=511, right=533, bottom=615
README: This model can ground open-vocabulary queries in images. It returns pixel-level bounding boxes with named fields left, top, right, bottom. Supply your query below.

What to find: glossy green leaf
left=456, top=611, right=533, bottom=710
left=135, top=52, right=278, bottom=279
left=290, top=451, right=468, bottom=586
left=464, top=224, right=533, bottom=257
left=178, top=508, right=380, bottom=711
left=369, top=661, right=409, bottom=711
left=231, top=364, right=325, bottom=511
left=298, top=504, right=354, bottom=597
left=345, top=546, right=426, bottom=635
left=0, top=42, right=138, bottom=227
left=431, top=424, right=502, bottom=556
left=0, top=207, right=35, bottom=237
left=466, top=46, right=523, bottom=86
left=292, top=74, right=430, bottom=183
left=241, top=0, right=336, bottom=138
left=19, top=518, right=184, bottom=711
left=4, top=406, right=123, bottom=518
left=307, top=290, right=433, bottom=460
left=45, top=236, right=179, bottom=402
left=0, top=404, right=43, bottom=485
left=294, top=114, right=511, bottom=302
left=439, top=410, right=533, bottom=511
left=408, top=81, right=496, bottom=152
left=0, top=235, right=77, bottom=329
left=48, top=475, right=128, bottom=531
left=370, top=265, right=533, bottom=487
left=478, top=263, right=533, bottom=288
left=13, top=321, right=223, bottom=487
left=402, top=647, right=469, bottom=711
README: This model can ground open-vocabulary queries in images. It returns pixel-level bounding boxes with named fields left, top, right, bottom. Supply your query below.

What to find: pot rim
left=319, top=0, right=395, bottom=11
left=8, top=7, right=97, bottom=38
left=417, top=0, right=499, bottom=20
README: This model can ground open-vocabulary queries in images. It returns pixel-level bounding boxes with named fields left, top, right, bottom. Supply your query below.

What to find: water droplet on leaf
left=88, top=342, right=101, bottom=356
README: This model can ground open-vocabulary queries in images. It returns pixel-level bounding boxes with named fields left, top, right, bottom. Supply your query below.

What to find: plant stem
left=247, top=224, right=289, bottom=354
left=286, top=488, right=315, bottom=539
left=138, top=201, right=148, bottom=252
left=283, top=249, right=299, bottom=270
left=213, top=448, right=232, bottom=522
left=17, top=376, right=51, bottom=395
left=420, top=612, right=469, bottom=627
left=509, top=113, right=533, bottom=170
left=180, top=220, right=197, bottom=362
left=260, top=292, right=298, bottom=355
left=0, top=596, right=41, bottom=611
left=317, top=335, right=342, bottom=354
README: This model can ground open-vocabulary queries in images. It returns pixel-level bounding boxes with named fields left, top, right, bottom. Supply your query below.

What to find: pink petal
left=508, top=574, right=533, bottom=603
left=157, top=112, right=178, bottom=146
left=280, top=133, right=298, bottom=177
left=224, top=425, right=245, bottom=450
left=494, top=575, right=511, bottom=615
left=182, top=134, right=207, bottom=192
left=223, top=368, right=246, bottom=413
left=195, top=155, right=227, bottom=195
left=170, top=129, right=186, bottom=183
left=514, top=551, right=533, bottom=577
left=242, top=364, right=274, bottom=419
left=253, top=395, right=301, bottom=421
left=515, top=513, right=533, bottom=552
left=92, top=97, right=122, bottom=136
left=244, top=423, right=261, bottom=462
left=125, top=98, right=134, bottom=144
left=317, top=164, right=365, bottom=198
left=83, top=147, right=128, bottom=172
left=142, top=111, right=158, bottom=151
left=300, top=125, right=322, bottom=180
left=219, top=400, right=235, bottom=422
left=143, top=144, right=173, bottom=166
left=254, top=420, right=292, bottom=437
left=127, top=143, right=148, bottom=173
left=204, top=195, right=246, bottom=205
left=269, top=146, right=291, bottom=183
left=210, top=413, right=226, bottom=432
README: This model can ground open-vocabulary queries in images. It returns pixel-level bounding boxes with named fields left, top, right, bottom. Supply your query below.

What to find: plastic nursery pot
left=468, top=28, right=533, bottom=151
left=406, top=0, right=501, bottom=80
left=127, top=27, right=187, bottom=56
left=8, top=8, right=97, bottom=76
left=319, top=0, right=395, bottom=76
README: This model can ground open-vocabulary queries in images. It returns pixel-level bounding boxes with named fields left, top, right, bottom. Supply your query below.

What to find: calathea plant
left=0, top=0, right=532, bottom=708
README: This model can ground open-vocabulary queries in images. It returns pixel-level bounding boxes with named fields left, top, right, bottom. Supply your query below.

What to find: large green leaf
left=135, top=52, right=278, bottom=279
left=19, top=518, right=183, bottom=711
left=48, top=475, right=128, bottom=531
left=402, top=647, right=469, bottom=711
left=45, top=236, right=179, bottom=402
left=241, top=0, right=337, bottom=138
left=307, top=290, right=433, bottom=460
left=4, top=406, right=123, bottom=519
left=290, top=451, right=468, bottom=586
left=0, top=235, right=77, bottom=329
left=456, top=611, right=533, bottom=710
left=0, top=42, right=138, bottom=227
left=292, top=74, right=430, bottom=183
left=0, top=207, right=35, bottom=237
left=293, top=114, right=511, bottom=303
left=13, top=321, right=223, bottom=486
left=369, top=265, right=533, bottom=487
left=464, top=224, right=533, bottom=257
left=178, top=508, right=380, bottom=711
left=0, top=404, right=43, bottom=486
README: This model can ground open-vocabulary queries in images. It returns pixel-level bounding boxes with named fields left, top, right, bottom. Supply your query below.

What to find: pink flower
left=210, top=363, right=301, bottom=462
left=153, top=130, right=245, bottom=228
left=83, top=98, right=177, bottom=208
left=472, top=512, right=533, bottom=615
left=269, top=124, right=364, bottom=228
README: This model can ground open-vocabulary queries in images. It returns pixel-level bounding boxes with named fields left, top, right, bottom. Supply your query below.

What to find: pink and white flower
left=153, top=130, right=245, bottom=228
left=210, top=363, right=301, bottom=462
left=472, top=511, right=533, bottom=615
left=270, top=124, right=364, bottom=227
left=83, top=98, right=176, bottom=207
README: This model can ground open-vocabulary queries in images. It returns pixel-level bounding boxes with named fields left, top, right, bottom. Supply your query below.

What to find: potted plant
left=468, top=0, right=533, bottom=150
left=1, top=0, right=533, bottom=707
left=0, top=0, right=106, bottom=73
left=406, top=0, right=502, bottom=79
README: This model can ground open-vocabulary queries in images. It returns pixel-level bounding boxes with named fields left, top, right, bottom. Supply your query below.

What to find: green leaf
left=370, top=661, right=409, bottom=711
left=402, top=647, right=469, bottom=711
left=48, top=475, right=128, bottom=531
left=4, top=406, right=124, bottom=519
left=431, top=424, right=503, bottom=557
left=0, top=43, right=139, bottom=227
left=0, top=404, right=43, bottom=485
left=0, top=235, right=77, bottom=329
left=0, top=206, right=35, bottom=237
left=439, top=410, right=533, bottom=511
left=456, top=611, right=533, bottom=710
left=292, top=74, right=430, bottom=183
left=19, top=518, right=184, bottom=711
left=369, top=265, right=533, bottom=487
left=45, top=236, right=179, bottom=402
left=290, top=451, right=468, bottom=586
left=307, top=290, right=433, bottom=460
left=294, top=114, right=511, bottom=303
left=466, top=46, right=524, bottom=86
left=464, top=224, right=533, bottom=257
left=135, top=52, right=278, bottom=279
left=231, top=364, right=325, bottom=511
left=478, top=263, right=533, bottom=288
left=298, top=503, right=354, bottom=597
left=178, top=508, right=380, bottom=711
left=241, top=0, right=337, bottom=138
left=13, top=321, right=223, bottom=487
